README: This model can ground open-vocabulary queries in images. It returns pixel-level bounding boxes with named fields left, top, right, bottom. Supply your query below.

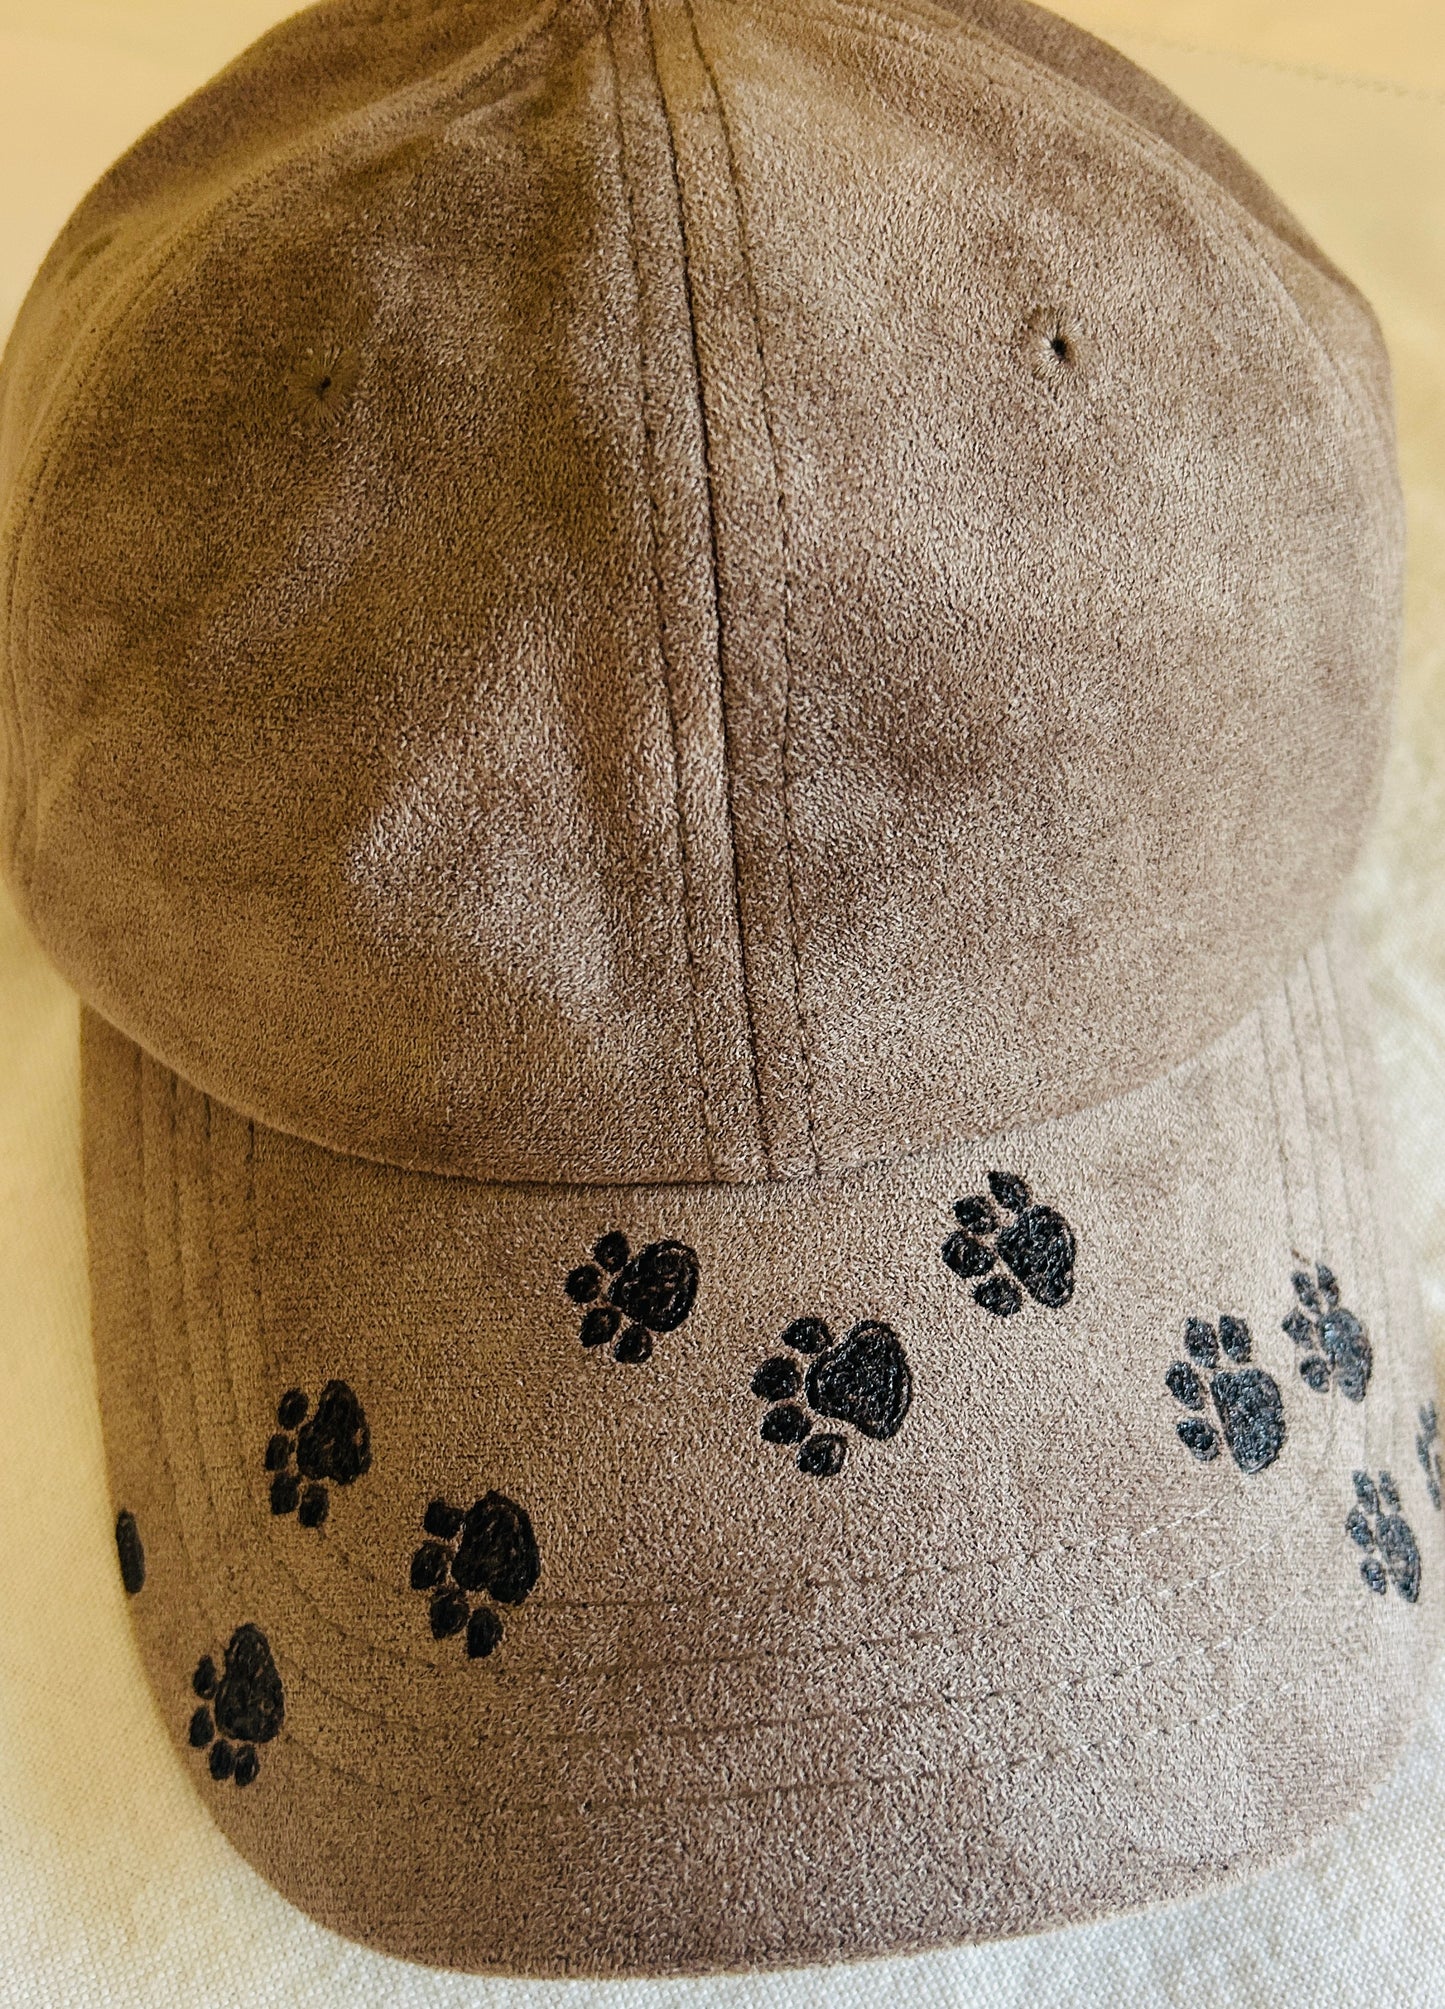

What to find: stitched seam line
left=608, top=15, right=717, bottom=1177
left=1322, top=934, right=1400, bottom=1371
left=1256, top=1003, right=1294, bottom=1248
left=466, top=1560, right=1247, bottom=1752
left=260, top=1591, right=1311, bottom=1823
left=196, top=1542, right=1244, bottom=1756
left=682, top=0, right=819, bottom=1171
left=1300, top=946, right=1368, bottom=1470
left=1309, top=940, right=1392, bottom=1476
left=640, top=0, right=770, bottom=1167
left=1280, top=970, right=1347, bottom=1476
left=1282, top=972, right=1330, bottom=1269
left=1101, top=25, right=1445, bottom=111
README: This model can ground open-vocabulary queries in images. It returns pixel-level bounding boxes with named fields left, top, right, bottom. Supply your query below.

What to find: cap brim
left=81, top=928, right=1443, bottom=1977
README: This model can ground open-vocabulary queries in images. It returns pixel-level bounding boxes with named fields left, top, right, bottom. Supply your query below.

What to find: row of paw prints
left=106, top=1169, right=1445, bottom=1786
left=111, top=1480, right=541, bottom=1789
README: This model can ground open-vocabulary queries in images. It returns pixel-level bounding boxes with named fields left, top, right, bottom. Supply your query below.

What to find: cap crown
left=0, top=0, right=1402, bottom=1183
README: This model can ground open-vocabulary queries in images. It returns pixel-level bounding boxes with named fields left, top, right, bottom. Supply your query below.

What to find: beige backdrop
left=2, top=3, right=1444, bottom=2004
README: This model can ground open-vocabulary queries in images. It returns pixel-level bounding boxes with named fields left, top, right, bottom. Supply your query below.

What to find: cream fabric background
left=1, top=3, right=1443, bottom=2003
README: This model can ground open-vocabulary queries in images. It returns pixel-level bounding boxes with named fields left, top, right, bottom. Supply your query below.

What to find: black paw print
left=265, top=1380, right=371, bottom=1527
left=941, top=1171, right=1076, bottom=1317
left=1347, top=1470, right=1421, bottom=1603
left=410, top=1492, right=540, bottom=1657
left=1282, top=1260, right=1371, bottom=1402
left=1165, top=1316, right=1285, bottom=1475
left=1419, top=1402, right=1443, bottom=1512
left=187, top=1624, right=284, bottom=1785
left=114, top=1509, right=145, bottom=1595
left=563, top=1232, right=699, bottom=1363
left=752, top=1318, right=912, bottom=1476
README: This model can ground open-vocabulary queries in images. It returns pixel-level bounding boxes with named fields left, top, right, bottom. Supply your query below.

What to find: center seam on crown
left=681, top=0, right=820, bottom=1174
left=607, top=11, right=718, bottom=1177
left=635, top=0, right=772, bottom=1171
left=644, top=0, right=819, bottom=1176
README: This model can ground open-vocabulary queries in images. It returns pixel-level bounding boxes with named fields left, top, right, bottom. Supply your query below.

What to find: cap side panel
left=788, top=0, right=1398, bottom=461
left=686, top=0, right=1401, bottom=1172
left=0, top=0, right=576, bottom=895
left=647, top=0, right=820, bottom=1178
left=609, top=1, right=770, bottom=1179
left=5, top=4, right=766, bottom=1185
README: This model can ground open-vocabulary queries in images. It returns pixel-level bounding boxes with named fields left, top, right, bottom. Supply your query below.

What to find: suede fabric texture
left=0, top=0, right=1440, bottom=1983
left=81, top=931, right=1444, bottom=1974
left=0, top=0, right=1403, bottom=1183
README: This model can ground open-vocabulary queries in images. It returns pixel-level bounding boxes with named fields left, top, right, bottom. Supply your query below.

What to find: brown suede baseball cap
left=1, top=0, right=1442, bottom=1978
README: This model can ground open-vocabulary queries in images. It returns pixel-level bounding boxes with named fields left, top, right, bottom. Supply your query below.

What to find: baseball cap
left=1, top=0, right=1442, bottom=1977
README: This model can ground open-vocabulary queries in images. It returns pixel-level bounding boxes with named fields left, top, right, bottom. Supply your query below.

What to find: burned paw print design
left=942, top=1172, right=1076, bottom=1317
left=187, top=1624, right=284, bottom=1786
left=1166, top=1316, right=1285, bottom=1474
left=563, top=1232, right=699, bottom=1364
left=753, top=1318, right=912, bottom=1476
left=410, top=1492, right=540, bottom=1658
left=265, top=1380, right=371, bottom=1527
left=1282, top=1260, right=1371, bottom=1402
left=1419, top=1402, right=1443, bottom=1512
left=1347, top=1470, right=1421, bottom=1603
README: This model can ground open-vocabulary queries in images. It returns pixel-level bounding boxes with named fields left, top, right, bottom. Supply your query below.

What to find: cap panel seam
left=606, top=13, right=718, bottom=1178
left=645, top=0, right=818, bottom=1176
left=633, top=0, right=773, bottom=1172
left=682, top=0, right=820, bottom=1173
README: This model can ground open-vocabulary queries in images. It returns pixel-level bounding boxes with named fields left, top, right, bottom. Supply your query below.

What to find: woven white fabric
left=1, top=4, right=1443, bottom=2003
